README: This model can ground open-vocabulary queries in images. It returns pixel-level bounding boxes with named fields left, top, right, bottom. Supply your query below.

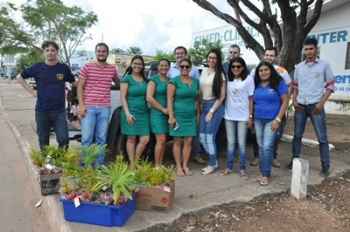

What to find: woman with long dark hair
left=120, top=55, right=150, bottom=168
left=221, top=57, right=254, bottom=180
left=199, top=48, right=226, bottom=175
left=253, top=61, right=289, bottom=186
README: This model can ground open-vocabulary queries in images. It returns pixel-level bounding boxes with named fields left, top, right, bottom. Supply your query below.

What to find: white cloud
left=8, top=0, right=230, bottom=55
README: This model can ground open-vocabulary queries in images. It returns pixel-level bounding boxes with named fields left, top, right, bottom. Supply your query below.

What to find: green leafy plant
left=79, top=144, right=107, bottom=168
left=93, top=154, right=136, bottom=201
left=60, top=152, right=136, bottom=205
left=29, top=145, right=80, bottom=172
left=133, top=159, right=175, bottom=186
left=29, top=147, right=45, bottom=166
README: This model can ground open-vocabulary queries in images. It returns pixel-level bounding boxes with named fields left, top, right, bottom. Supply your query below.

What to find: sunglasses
left=231, top=65, right=242, bottom=69
left=180, top=65, right=191, bottom=69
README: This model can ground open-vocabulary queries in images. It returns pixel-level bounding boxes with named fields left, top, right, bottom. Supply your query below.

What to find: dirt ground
left=146, top=114, right=350, bottom=232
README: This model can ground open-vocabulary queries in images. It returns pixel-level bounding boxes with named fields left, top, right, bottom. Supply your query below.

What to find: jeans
left=225, top=120, right=247, bottom=171
left=199, top=99, right=224, bottom=166
left=253, top=116, right=285, bottom=159
left=35, top=111, right=69, bottom=150
left=254, top=119, right=278, bottom=178
left=81, top=106, right=111, bottom=166
left=292, top=104, right=330, bottom=168
left=191, top=132, right=201, bottom=158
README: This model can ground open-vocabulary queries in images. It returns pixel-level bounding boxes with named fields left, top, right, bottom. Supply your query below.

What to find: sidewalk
left=2, top=80, right=350, bottom=232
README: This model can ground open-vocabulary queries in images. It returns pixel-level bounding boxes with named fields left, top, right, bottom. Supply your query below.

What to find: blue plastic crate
left=60, top=195, right=135, bottom=227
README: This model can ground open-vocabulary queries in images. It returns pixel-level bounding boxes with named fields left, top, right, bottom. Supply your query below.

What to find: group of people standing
left=120, top=43, right=287, bottom=186
left=17, top=37, right=334, bottom=187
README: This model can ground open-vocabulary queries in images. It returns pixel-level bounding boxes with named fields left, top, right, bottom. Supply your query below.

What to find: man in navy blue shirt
left=16, top=41, right=76, bottom=149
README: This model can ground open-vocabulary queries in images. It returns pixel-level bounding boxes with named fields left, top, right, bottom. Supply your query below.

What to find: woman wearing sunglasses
left=199, top=48, right=226, bottom=175
left=221, top=57, right=254, bottom=180
left=167, top=58, right=199, bottom=176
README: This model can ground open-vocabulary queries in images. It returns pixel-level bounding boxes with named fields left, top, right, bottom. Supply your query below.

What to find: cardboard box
left=135, top=181, right=175, bottom=212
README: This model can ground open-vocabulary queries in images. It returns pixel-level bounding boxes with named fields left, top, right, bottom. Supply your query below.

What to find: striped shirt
left=79, top=61, right=117, bottom=106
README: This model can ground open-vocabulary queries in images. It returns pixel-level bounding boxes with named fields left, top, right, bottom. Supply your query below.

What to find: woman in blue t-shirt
left=253, top=61, right=289, bottom=186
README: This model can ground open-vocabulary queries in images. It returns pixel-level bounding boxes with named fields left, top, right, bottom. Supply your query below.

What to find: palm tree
left=111, top=48, right=124, bottom=54
left=126, top=46, right=142, bottom=55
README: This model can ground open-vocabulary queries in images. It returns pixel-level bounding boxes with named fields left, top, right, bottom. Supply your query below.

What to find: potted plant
left=133, top=159, right=176, bottom=212
left=59, top=150, right=137, bottom=227
left=29, top=145, right=80, bottom=195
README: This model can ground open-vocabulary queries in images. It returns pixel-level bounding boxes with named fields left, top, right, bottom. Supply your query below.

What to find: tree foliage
left=0, top=2, right=36, bottom=54
left=126, top=46, right=143, bottom=55
left=192, top=0, right=325, bottom=72
left=154, top=49, right=175, bottom=61
left=111, top=48, right=125, bottom=54
left=0, top=0, right=97, bottom=67
left=16, top=49, right=44, bottom=72
left=188, top=38, right=223, bottom=64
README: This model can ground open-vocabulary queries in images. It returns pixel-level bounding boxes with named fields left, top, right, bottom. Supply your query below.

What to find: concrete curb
left=282, top=134, right=335, bottom=150
left=6, top=118, right=71, bottom=232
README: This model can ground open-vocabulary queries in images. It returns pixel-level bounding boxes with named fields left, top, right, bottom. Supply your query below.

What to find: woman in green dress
left=120, top=55, right=150, bottom=168
left=146, top=58, right=170, bottom=166
left=167, top=58, right=199, bottom=176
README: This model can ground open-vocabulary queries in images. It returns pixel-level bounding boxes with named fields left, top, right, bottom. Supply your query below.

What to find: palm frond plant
left=133, top=159, right=175, bottom=186
left=93, top=162, right=135, bottom=204
left=29, top=147, right=45, bottom=166
left=79, top=144, right=107, bottom=169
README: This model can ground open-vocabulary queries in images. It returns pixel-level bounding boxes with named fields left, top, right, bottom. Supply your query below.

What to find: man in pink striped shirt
left=77, top=42, right=119, bottom=168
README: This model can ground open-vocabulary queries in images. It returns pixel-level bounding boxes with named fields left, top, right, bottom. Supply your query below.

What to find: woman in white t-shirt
left=199, top=48, right=226, bottom=175
left=221, top=57, right=254, bottom=180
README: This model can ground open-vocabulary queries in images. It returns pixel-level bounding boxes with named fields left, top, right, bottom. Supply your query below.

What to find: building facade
left=192, top=0, right=350, bottom=115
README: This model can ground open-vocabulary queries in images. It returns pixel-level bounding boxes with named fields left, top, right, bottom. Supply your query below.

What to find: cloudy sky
left=9, top=0, right=232, bottom=55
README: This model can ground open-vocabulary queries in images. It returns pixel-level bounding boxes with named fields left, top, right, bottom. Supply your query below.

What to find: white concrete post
left=290, top=158, right=309, bottom=200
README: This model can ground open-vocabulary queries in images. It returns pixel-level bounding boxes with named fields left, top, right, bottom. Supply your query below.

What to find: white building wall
left=307, top=1, right=350, bottom=114
left=192, top=0, right=350, bottom=115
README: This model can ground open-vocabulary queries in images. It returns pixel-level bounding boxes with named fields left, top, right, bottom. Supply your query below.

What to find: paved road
left=1, top=79, right=349, bottom=232
left=0, top=80, right=50, bottom=232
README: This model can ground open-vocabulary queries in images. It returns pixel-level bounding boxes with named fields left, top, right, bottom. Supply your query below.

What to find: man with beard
left=16, top=40, right=76, bottom=150
left=77, top=42, right=119, bottom=167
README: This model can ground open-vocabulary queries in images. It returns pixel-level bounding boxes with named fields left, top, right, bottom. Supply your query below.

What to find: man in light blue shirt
left=285, top=38, right=335, bottom=178
left=167, top=46, right=205, bottom=165
left=167, top=46, right=200, bottom=80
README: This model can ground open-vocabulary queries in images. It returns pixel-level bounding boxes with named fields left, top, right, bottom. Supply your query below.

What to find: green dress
left=120, top=75, right=150, bottom=135
left=168, top=76, right=199, bottom=137
left=149, top=75, right=169, bottom=133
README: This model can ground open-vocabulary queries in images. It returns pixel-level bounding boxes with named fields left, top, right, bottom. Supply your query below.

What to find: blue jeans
left=292, top=104, right=330, bottom=168
left=191, top=131, right=201, bottom=158
left=199, top=99, right=224, bottom=166
left=253, top=116, right=286, bottom=159
left=81, top=106, right=111, bottom=166
left=35, top=111, right=69, bottom=150
left=254, top=119, right=278, bottom=178
left=225, top=120, right=247, bottom=171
